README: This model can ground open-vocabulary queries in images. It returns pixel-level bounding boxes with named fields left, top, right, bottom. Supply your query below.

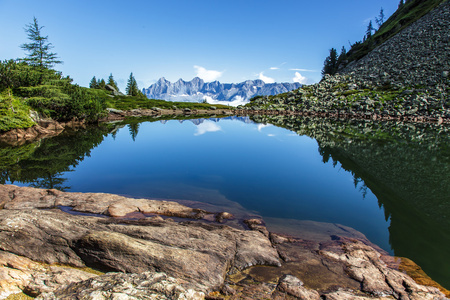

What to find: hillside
left=342, top=0, right=448, bottom=66
left=243, top=0, right=450, bottom=122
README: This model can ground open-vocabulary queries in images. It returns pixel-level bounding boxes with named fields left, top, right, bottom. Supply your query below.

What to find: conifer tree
left=322, top=48, right=338, bottom=76
left=21, top=17, right=62, bottom=68
left=126, top=72, right=139, bottom=96
left=399, top=0, right=404, bottom=9
left=128, top=123, right=140, bottom=141
left=375, top=8, right=385, bottom=29
left=107, top=73, right=119, bottom=91
left=98, top=78, right=106, bottom=90
left=366, top=20, right=375, bottom=39
left=89, top=76, right=98, bottom=89
left=338, top=46, right=347, bottom=61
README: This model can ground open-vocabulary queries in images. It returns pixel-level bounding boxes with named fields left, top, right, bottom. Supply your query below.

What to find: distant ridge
left=142, top=77, right=301, bottom=105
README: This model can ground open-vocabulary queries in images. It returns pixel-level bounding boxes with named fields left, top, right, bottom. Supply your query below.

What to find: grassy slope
left=0, top=91, right=35, bottom=132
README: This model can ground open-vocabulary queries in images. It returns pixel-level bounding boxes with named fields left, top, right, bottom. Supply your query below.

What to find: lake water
left=1, top=115, right=449, bottom=289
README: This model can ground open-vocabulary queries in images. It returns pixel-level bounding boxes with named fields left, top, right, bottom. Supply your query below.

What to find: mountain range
left=142, top=77, right=301, bottom=105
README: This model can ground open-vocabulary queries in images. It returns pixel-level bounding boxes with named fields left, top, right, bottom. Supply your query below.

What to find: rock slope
left=339, top=0, right=450, bottom=88
left=0, top=185, right=447, bottom=299
left=243, top=1, right=450, bottom=121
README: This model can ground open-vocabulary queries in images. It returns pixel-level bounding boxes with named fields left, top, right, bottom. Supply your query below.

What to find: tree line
left=89, top=72, right=145, bottom=97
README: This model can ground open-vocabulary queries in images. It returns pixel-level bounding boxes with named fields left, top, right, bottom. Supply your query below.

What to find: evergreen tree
left=338, top=46, right=347, bottom=62
left=89, top=76, right=98, bottom=89
left=322, top=48, right=338, bottom=76
left=98, top=78, right=106, bottom=90
left=126, top=72, right=139, bottom=96
left=107, top=73, right=119, bottom=91
left=366, top=20, right=375, bottom=39
left=375, top=8, right=385, bottom=29
left=21, top=17, right=62, bottom=68
left=398, top=0, right=404, bottom=9
left=128, top=123, right=140, bottom=141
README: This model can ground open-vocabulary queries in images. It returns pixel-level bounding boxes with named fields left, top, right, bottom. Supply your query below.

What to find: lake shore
left=0, top=184, right=448, bottom=299
left=1, top=104, right=448, bottom=147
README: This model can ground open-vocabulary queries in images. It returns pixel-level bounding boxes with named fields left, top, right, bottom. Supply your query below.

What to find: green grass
left=0, top=90, right=35, bottom=132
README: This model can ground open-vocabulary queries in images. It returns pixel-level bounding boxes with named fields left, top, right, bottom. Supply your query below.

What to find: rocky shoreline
left=0, top=185, right=448, bottom=299
left=241, top=73, right=449, bottom=123
left=2, top=102, right=448, bottom=147
left=0, top=109, right=235, bottom=146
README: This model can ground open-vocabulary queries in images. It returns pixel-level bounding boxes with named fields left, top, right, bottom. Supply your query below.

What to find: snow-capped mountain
left=142, top=77, right=301, bottom=106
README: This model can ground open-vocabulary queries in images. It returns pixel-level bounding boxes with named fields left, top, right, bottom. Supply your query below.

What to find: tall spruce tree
left=366, top=20, right=375, bottom=39
left=126, top=72, right=139, bottom=96
left=98, top=78, right=106, bottom=90
left=322, top=48, right=338, bottom=76
left=21, top=17, right=62, bottom=68
left=89, top=76, right=98, bottom=89
left=107, top=73, right=119, bottom=91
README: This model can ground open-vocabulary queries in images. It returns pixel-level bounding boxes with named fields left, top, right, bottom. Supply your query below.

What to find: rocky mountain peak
left=143, top=77, right=301, bottom=105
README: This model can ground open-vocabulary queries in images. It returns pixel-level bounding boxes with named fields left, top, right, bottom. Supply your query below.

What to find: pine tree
left=375, top=8, right=385, bottom=29
left=128, top=123, right=140, bottom=141
left=107, top=73, right=119, bottom=91
left=399, top=0, right=404, bottom=9
left=98, top=78, right=106, bottom=90
left=21, top=17, right=62, bottom=68
left=126, top=72, right=139, bottom=96
left=338, top=46, right=347, bottom=61
left=366, top=20, right=375, bottom=39
left=322, top=48, right=338, bottom=76
left=89, top=76, right=98, bottom=89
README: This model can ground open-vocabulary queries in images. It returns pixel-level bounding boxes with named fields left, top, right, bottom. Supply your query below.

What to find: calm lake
left=1, top=115, right=449, bottom=289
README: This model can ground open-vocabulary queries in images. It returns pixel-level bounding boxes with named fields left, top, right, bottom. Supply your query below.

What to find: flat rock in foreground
left=0, top=185, right=447, bottom=299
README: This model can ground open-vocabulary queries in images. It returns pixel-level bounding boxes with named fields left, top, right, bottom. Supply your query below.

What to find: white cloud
left=293, top=72, right=308, bottom=84
left=257, top=124, right=272, bottom=132
left=204, top=95, right=248, bottom=107
left=270, top=67, right=279, bottom=70
left=289, top=68, right=319, bottom=72
left=267, top=134, right=275, bottom=137
left=258, top=72, right=275, bottom=83
left=194, top=120, right=222, bottom=136
left=194, top=65, right=223, bottom=82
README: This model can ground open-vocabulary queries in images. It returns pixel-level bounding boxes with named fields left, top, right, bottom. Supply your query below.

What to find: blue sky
left=0, top=0, right=399, bottom=91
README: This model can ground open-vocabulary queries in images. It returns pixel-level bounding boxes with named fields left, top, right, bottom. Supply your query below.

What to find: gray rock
left=105, top=84, right=117, bottom=92
left=37, top=272, right=205, bottom=300
left=276, top=275, right=320, bottom=300
left=106, top=108, right=125, bottom=114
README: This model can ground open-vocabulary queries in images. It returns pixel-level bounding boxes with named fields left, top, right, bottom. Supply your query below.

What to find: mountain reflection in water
left=0, top=115, right=448, bottom=288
